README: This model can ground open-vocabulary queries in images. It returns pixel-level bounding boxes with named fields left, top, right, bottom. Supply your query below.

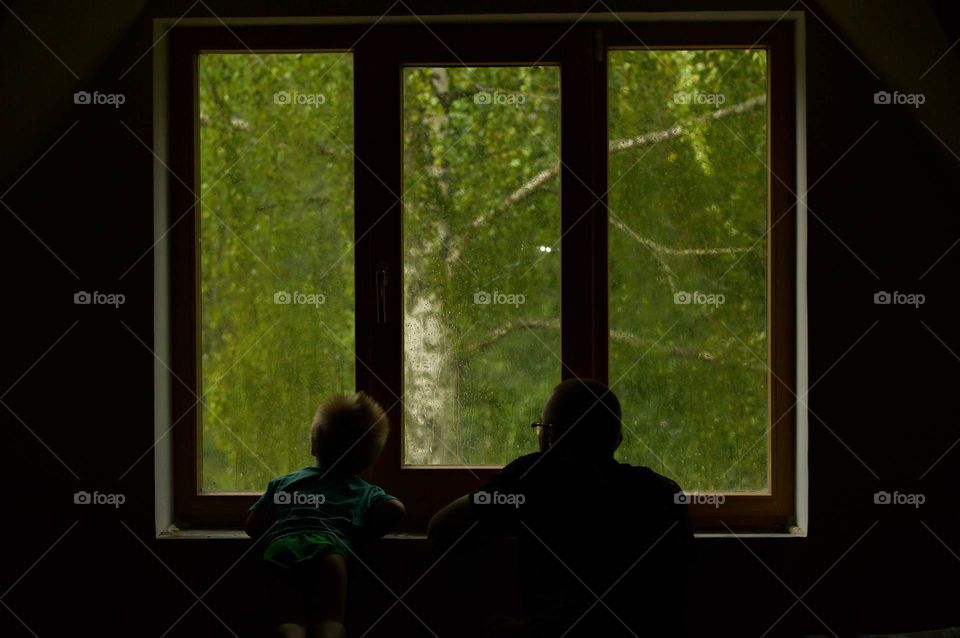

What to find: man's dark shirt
left=470, top=451, right=694, bottom=637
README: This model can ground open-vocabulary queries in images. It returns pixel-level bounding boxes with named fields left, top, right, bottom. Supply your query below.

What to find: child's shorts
left=262, top=532, right=348, bottom=571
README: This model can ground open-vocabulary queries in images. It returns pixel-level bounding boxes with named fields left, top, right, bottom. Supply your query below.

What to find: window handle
left=376, top=268, right=388, bottom=324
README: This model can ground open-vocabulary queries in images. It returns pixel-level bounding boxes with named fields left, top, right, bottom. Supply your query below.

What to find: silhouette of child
left=246, top=393, right=405, bottom=638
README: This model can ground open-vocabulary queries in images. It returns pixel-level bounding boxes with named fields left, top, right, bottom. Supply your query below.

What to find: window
left=168, top=23, right=797, bottom=531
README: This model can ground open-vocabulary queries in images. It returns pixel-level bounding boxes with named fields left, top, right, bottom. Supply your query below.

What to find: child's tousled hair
left=310, top=392, right=389, bottom=473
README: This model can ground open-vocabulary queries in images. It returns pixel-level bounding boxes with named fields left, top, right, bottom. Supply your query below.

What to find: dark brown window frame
left=167, top=21, right=797, bottom=533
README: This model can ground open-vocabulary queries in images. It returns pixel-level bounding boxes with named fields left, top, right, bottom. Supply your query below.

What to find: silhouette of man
left=429, top=379, right=694, bottom=637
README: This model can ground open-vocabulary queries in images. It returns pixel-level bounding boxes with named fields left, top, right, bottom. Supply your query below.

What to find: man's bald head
left=541, top=379, right=622, bottom=457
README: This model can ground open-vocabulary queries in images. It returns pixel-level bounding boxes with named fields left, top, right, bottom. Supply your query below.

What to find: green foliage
left=608, top=50, right=769, bottom=490
left=198, top=50, right=769, bottom=493
left=198, top=53, right=355, bottom=491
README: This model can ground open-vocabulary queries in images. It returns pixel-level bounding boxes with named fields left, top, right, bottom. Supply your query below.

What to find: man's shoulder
left=492, top=454, right=685, bottom=503
left=502, top=452, right=542, bottom=473
left=614, top=462, right=685, bottom=499
left=500, top=454, right=677, bottom=485
left=616, top=461, right=677, bottom=484
left=474, top=453, right=543, bottom=492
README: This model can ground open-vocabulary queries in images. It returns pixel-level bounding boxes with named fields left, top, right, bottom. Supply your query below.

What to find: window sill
left=158, top=525, right=432, bottom=541
left=698, top=526, right=807, bottom=539
left=159, top=526, right=249, bottom=539
left=157, top=526, right=806, bottom=540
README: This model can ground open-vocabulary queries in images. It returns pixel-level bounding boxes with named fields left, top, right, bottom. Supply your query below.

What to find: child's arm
left=356, top=498, right=405, bottom=543
left=244, top=509, right=269, bottom=539
left=245, top=478, right=278, bottom=539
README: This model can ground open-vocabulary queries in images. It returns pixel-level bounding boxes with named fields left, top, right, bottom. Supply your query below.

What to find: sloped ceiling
left=0, top=0, right=147, bottom=183
left=814, top=0, right=959, bottom=162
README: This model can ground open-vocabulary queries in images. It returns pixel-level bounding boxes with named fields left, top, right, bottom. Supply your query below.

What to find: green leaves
left=197, top=51, right=770, bottom=492
left=608, top=50, right=768, bottom=490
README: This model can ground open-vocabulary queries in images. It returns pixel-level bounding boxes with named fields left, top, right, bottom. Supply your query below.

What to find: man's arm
left=429, top=454, right=539, bottom=550
left=427, top=495, right=482, bottom=551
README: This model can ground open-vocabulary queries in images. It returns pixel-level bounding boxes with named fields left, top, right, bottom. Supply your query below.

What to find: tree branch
left=609, top=94, right=766, bottom=153
left=461, top=318, right=716, bottom=361
left=452, top=94, right=766, bottom=262
left=609, top=217, right=753, bottom=256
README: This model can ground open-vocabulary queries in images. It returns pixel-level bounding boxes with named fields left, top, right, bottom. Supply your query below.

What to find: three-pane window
left=169, top=23, right=797, bottom=531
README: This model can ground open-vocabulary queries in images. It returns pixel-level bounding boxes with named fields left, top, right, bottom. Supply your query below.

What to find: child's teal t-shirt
left=249, top=465, right=396, bottom=551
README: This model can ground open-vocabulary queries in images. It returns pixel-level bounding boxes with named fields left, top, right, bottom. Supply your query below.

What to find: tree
left=197, top=48, right=769, bottom=493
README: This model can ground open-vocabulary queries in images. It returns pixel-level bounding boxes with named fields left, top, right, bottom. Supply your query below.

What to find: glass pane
left=608, top=50, right=769, bottom=492
left=198, top=53, right=355, bottom=492
left=403, top=66, right=561, bottom=466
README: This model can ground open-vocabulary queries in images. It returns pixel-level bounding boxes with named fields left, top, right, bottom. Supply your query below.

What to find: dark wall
left=2, top=2, right=959, bottom=637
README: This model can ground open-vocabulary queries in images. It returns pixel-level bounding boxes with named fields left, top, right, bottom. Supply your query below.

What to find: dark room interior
left=2, top=1, right=959, bottom=637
